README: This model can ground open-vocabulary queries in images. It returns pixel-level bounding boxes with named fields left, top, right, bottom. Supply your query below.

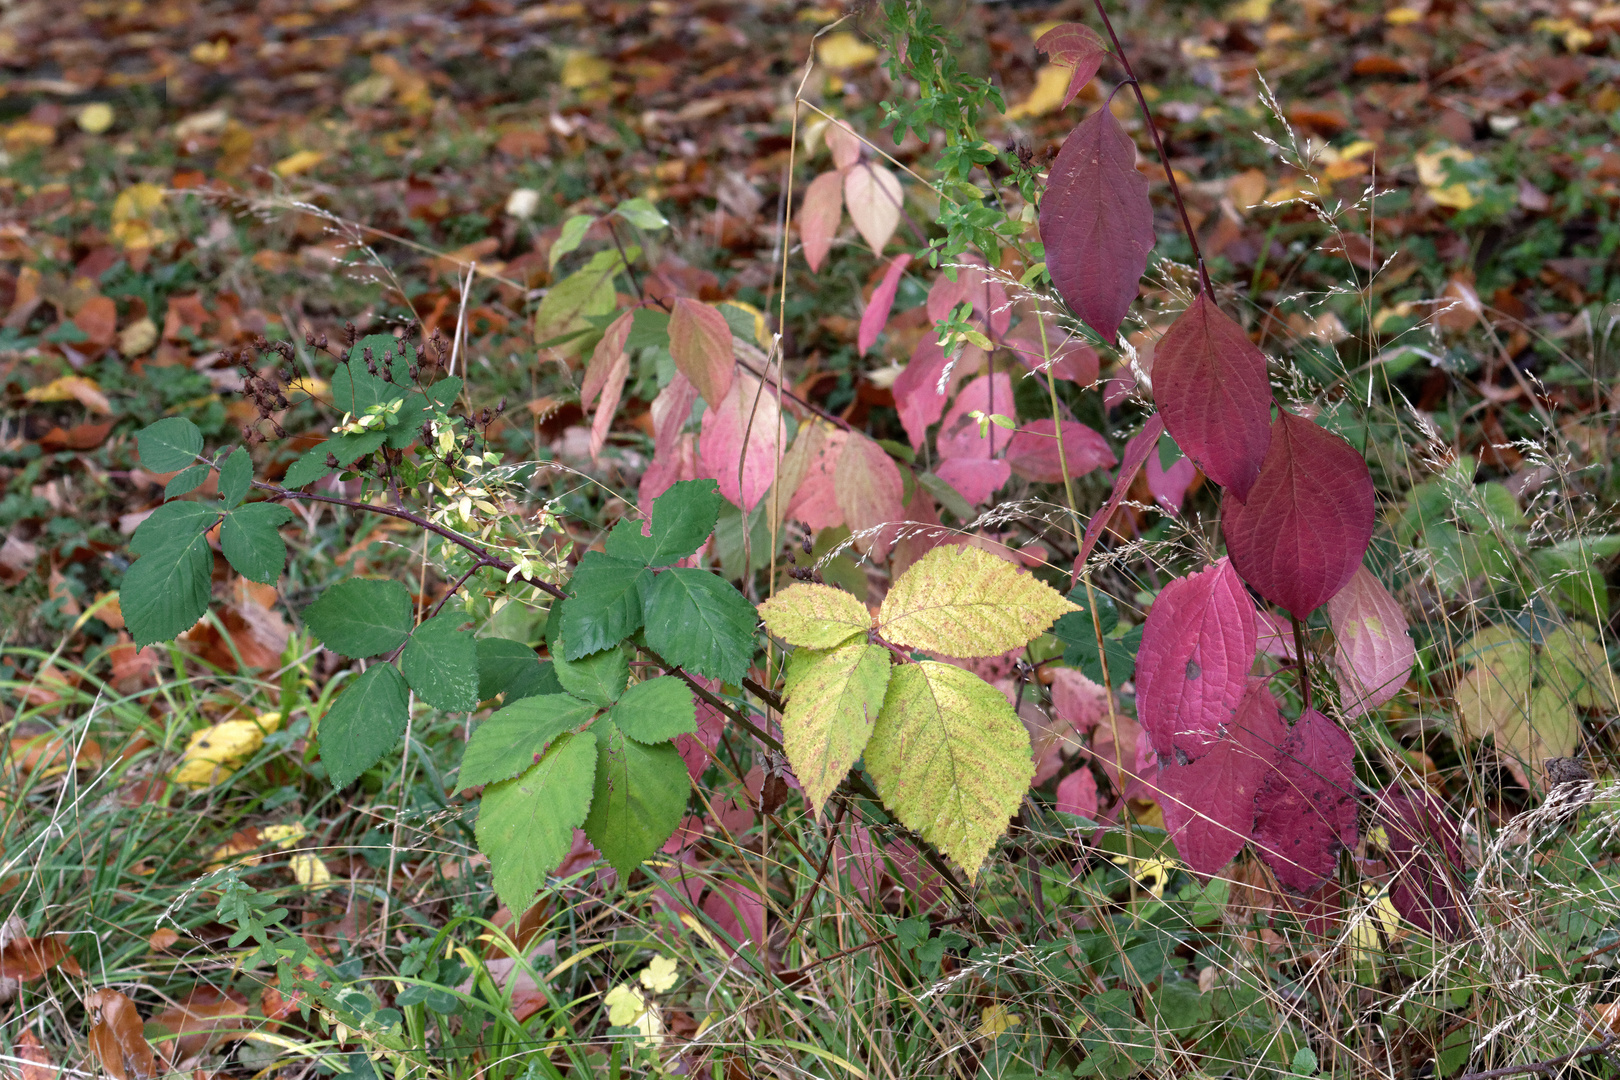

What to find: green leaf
left=476, top=637, right=563, bottom=701
left=604, top=676, right=695, bottom=743
left=877, top=545, right=1077, bottom=659
left=1151, top=978, right=1212, bottom=1036
left=559, top=552, right=652, bottom=658
left=124, top=533, right=213, bottom=649
left=137, top=417, right=203, bottom=471
left=1073, top=989, right=1155, bottom=1077
left=648, top=479, right=725, bottom=565
left=864, top=661, right=1034, bottom=880
left=552, top=639, right=629, bottom=706
left=218, top=447, right=253, bottom=508
left=781, top=642, right=890, bottom=815
left=320, top=663, right=411, bottom=788
left=130, top=499, right=221, bottom=555
left=283, top=429, right=386, bottom=489
left=282, top=442, right=333, bottom=489
left=626, top=308, right=670, bottom=351
left=758, top=583, right=872, bottom=650
left=533, top=250, right=623, bottom=357
left=582, top=719, right=689, bottom=877
left=220, top=503, right=294, bottom=584
left=549, top=213, right=595, bottom=269
left=616, top=198, right=669, bottom=231
left=476, top=730, right=598, bottom=912
left=387, top=377, right=462, bottom=451
left=401, top=611, right=480, bottom=712
left=1053, top=593, right=1142, bottom=686
left=165, top=463, right=210, bottom=498
left=643, top=568, right=757, bottom=685
left=917, top=472, right=974, bottom=523
left=333, top=335, right=411, bottom=415
left=458, top=693, right=599, bottom=790
left=303, top=579, right=414, bottom=658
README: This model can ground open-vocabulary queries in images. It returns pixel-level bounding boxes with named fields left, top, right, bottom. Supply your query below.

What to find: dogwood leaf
left=1325, top=566, right=1415, bottom=716
left=1251, top=708, right=1358, bottom=894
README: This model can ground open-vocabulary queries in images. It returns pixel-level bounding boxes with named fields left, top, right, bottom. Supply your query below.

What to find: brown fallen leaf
left=14, top=1029, right=57, bottom=1080
left=150, top=986, right=249, bottom=1061
left=87, top=989, right=157, bottom=1080
left=147, top=928, right=180, bottom=952
left=0, top=930, right=82, bottom=982
left=7, top=731, right=104, bottom=779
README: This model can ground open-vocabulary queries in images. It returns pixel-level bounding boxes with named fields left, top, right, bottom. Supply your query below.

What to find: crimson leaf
left=1376, top=784, right=1465, bottom=941
left=1074, top=414, right=1163, bottom=575
left=1251, top=708, right=1358, bottom=894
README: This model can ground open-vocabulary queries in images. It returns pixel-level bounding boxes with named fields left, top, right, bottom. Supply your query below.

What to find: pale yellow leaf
left=759, top=583, right=871, bottom=649
left=170, top=713, right=282, bottom=789
left=1004, top=64, right=1073, bottom=121
left=77, top=103, right=114, bottom=134
left=1453, top=627, right=1533, bottom=743
left=877, top=545, right=1078, bottom=658
left=118, top=317, right=157, bottom=358
left=781, top=642, right=890, bottom=815
left=1414, top=145, right=1477, bottom=210
left=978, top=1003, right=1021, bottom=1037
left=865, top=661, right=1034, bottom=879
left=843, top=162, right=902, bottom=256
left=817, top=31, right=879, bottom=70
left=562, top=51, right=611, bottom=89
left=638, top=955, right=678, bottom=992
left=25, top=376, right=111, bottom=414
left=289, top=852, right=332, bottom=888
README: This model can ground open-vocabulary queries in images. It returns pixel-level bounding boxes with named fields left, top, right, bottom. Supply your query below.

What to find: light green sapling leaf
left=477, top=730, right=597, bottom=912
left=604, top=675, right=696, bottom=743
left=457, top=693, right=600, bottom=790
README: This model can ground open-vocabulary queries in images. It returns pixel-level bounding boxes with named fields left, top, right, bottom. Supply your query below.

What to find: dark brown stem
left=1090, top=0, right=1214, bottom=297
left=784, top=798, right=851, bottom=948
left=1456, top=1034, right=1619, bottom=1080
left=733, top=356, right=854, bottom=434
left=430, top=560, right=490, bottom=618
left=1291, top=613, right=1311, bottom=712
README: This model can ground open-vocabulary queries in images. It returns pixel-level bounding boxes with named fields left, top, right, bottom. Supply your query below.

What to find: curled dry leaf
left=582, top=309, right=634, bottom=461
left=151, top=986, right=250, bottom=1061
left=843, top=162, right=903, bottom=256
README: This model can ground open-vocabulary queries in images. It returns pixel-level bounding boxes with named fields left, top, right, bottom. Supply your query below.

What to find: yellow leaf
left=113, top=183, right=165, bottom=222
left=289, top=852, right=332, bottom=888
left=274, top=150, right=326, bottom=177
left=1004, top=64, right=1074, bottom=120
left=877, top=545, right=1078, bottom=658
left=118, top=317, right=157, bottom=357
left=781, top=642, right=891, bottom=815
left=561, top=51, right=611, bottom=89
left=261, top=820, right=306, bottom=849
left=1108, top=854, right=1178, bottom=898
left=25, top=376, right=111, bottom=414
left=759, top=583, right=872, bottom=649
left=817, top=31, right=880, bottom=70
left=638, top=955, right=678, bottom=993
left=1224, top=0, right=1271, bottom=20
left=1385, top=7, right=1423, bottom=24
left=190, top=39, right=230, bottom=64
left=978, top=1003, right=1021, bottom=1038
left=77, top=103, right=114, bottom=134
left=1414, top=145, right=1477, bottom=209
left=171, top=713, right=282, bottom=789
left=603, top=983, right=662, bottom=1044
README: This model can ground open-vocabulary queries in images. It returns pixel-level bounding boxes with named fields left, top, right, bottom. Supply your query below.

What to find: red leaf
left=1145, top=450, right=1197, bottom=514
left=1255, top=610, right=1297, bottom=660
left=1252, top=708, right=1358, bottom=894
left=783, top=423, right=849, bottom=531
left=1056, top=767, right=1099, bottom=817
left=638, top=373, right=701, bottom=508
left=858, top=253, right=912, bottom=354
left=824, top=119, right=862, bottom=170
left=835, top=432, right=906, bottom=561
left=1155, top=678, right=1285, bottom=877
left=893, top=337, right=953, bottom=448
left=799, top=171, right=843, bottom=272
left=1005, top=419, right=1116, bottom=483
left=1376, top=784, right=1465, bottom=941
left=698, top=372, right=785, bottom=512
left=582, top=310, right=634, bottom=462
left=1222, top=411, right=1375, bottom=617
left=1040, top=107, right=1155, bottom=343
left=1325, top=566, right=1414, bottom=716
left=1135, top=557, right=1257, bottom=761
left=937, top=373, right=1014, bottom=461
left=890, top=485, right=947, bottom=579
left=936, top=458, right=1010, bottom=506
left=1034, top=23, right=1109, bottom=110
left=1006, top=316, right=1099, bottom=385
left=703, top=881, right=765, bottom=955
left=926, top=256, right=1010, bottom=338
left=1073, top=414, right=1163, bottom=579
left=836, top=823, right=884, bottom=903
left=676, top=675, right=728, bottom=781
left=669, top=298, right=734, bottom=408
left=1152, top=295, right=1273, bottom=500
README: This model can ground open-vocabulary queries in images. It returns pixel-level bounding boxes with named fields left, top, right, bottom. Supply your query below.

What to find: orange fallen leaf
left=14, top=1029, right=57, bottom=1080
left=87, top=989, right=157, bottom=1080
left=0, top=932, right=82, bottom=981
left=147, top=928, right=180, bottom=952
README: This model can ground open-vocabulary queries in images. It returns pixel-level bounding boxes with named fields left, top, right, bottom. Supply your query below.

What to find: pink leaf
left=1050, top=668, right=1108, bottom=735
left=1255, top=610, right=1297, bottom=660
left=893, top=337, right=952, bottom=448
left=1221, top=411, right=1375, bottom=617
left=676, top=676, right=728, bottom=781
left=844, top=162, right=903, bottom=255
left=668, top=297, right=734, bottom=408
left=1156, top=678, right=1286, bottom=877
left=1376, top=784, right=1465, bottom=941
left=638, top=432, right=698, bottom=508
left=639, top=373, right=701, bottom=509
left=582, top=310, right=634, bottom=462
left=1040, top=107, right=1155, bottom=343
left=1055, top=767, right=1100, bottom=818
left=938, top=373, right=1015, bottom=461
left=1325, top=565, right=1414, bottom=716
left=836, top=823, right=883, bottom=903
left=702, top=881, right=765, bottom=955
left=885, top=837, right=948, bottom=912
left=936, top=458, right=1011, bottom=506
left=1006, top=419, right=1116, bottom=484
left=858, top=253, right=912, bottom=354
left=698, top=372, right=786, bottom=512
left=1033, top=23, right=1109, bottom=110
left=1074, top=415, right=1163, bottom=579
left=783, top=423, right=849, bottom=531
left=1251, top=708, right=1358, bottom=894
left=1135, top=557, right=1258, bottom=761
left=1006, top=317, right=1099, bottom=385
left=835, top=432, right=906, bottom=561
left=1145, top=450, right=1197, bottom=515
left=1152, top=294, right=1274, bottom=500
left=799, top=171, right=843, bottom=272
left=891, top=485, right=947, bottom=580
left=926, top=256, right=1010, bottom=338
left=824, top=119, right=862, bottom=170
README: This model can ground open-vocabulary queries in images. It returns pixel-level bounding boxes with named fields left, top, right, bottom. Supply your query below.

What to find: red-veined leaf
left=1135, top=557, right=1257, bottom=761
left=782, top=422, right=849, bottom=531
left=698, top=372, right=786, bottom=511
left=937, top=373, right=1014, bottom=461
left=799, top=171, right=843, bottom=272
left=1145, top=449, right=1197, bottom=514
left=1251, top=708, right=1358, bottom=894
left=859, top=253, right=912, bottom=354
left=1325, top=565, right=1414, bottom=716
left=1152, top=294, right=1273, bottom=500
left=1040, top=107, right=1155, bottom=343
left=1055, top=766, right=1099, bottom=818
left=936, top=458, right=1011, bottom=506
left=844, top=162, right=903, bottom=255
left=1005, top=419, right=1116, bottom=483
left=1073, top=414, right=1163, bottom=579
left=1033, top=23, right=1109, bottom=110
left=669, top=298, right=734, bottom=408
left=1156, top=677, right=1285, bottom=877
left=835, top=432, right=906, bottom=562
left=1376, top=784, right=1465, bottom=941
left=824, top=119, right=862, bottom=170
left=1221, top=411, right=1375, bottom=617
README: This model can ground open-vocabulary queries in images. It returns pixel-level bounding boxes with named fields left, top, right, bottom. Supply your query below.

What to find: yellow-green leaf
left=758, top=583, right=872, bottom=649
left=782, top=642, right=890, bottom=815
left=864, top=661, right=1034, bottom=880
left=1453, top=627, right=1533, bottom=743
left=1542, top=626, right=1616, bottom=711
left=876, top=545, right=1077, bottom=658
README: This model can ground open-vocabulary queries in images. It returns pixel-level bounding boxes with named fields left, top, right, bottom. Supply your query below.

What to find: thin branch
left=1456, top=1034, right=1620, bottom=1080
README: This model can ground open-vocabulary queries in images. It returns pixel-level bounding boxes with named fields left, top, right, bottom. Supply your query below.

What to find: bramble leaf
left=164, top=463, right=209, bottom=498
left=282, top=442, right=334, bottom=489
left=303, top=578, right=414, bottom=658
left=559, top=552, right=651, bottom=658
left=475, top=638, right=562, bottom=702
left=758, top=582, right=872, bottom=649
left=124, top=532, right=212, bottom=649
left=401, top=611, right=479, bottom=712
left=332, top=335, right=410, bottom=415
left=668, top=298, right=734, bottom=409
left=477, top=730, right=597, bottom=912
left=129, top=499, right=221, bottom=555
left=218, top=447, right=252, bottom=508
left=457, top=693, right=599, bottom=791
left=1251, top=708, right=1358, bottom=893
left=607, top=479, right=726, bottom=567
left=835, top=431, right=906, bottom=562
left=137, top=417, right=203, bottom=472
left=865, top=661, right=1034, bottom=879
left=1325, top=566, right=1415, bottom=716
left=877, top=545, right=1077, bottom=658
left=782, top=641, right=891, bottom=815
left=605, top=676, right=696, bottom=743
left=552, top=640, right=630, bottom=706
left=220, top=503, right=294, bottom=584
left=320, top=663, right=411, bottom=788
left=643, top=568, right=757, bottom=685
left=582, top=719, right=690, bottom=878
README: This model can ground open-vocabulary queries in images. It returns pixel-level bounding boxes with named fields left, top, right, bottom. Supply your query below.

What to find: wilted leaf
left=878, top=545, right=1077, bottom=658
left=668, top=298, right=734, bottom=408
left=171, top=712, right=282, bottom=789
left=87, top=989, right=157, bottom=1080
left=843, top=162, right=902, bottom=255
left=858, top=253, right=911, bottom=353
left=25, top=375, right=112, bottom=414
left=1252, top=709, right=1358, bottom=893
left=151, top=987, right=250, bottom=1061
left=1325, top=566, right=1414, bottom=716
left=781, top=642, right=891, bottom=814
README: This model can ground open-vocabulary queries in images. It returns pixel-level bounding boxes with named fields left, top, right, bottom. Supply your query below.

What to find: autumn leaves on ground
left=4, top=0, right=1620, bottom=1077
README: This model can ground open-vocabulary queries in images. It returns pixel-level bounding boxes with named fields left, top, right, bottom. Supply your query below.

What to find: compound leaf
left=282, top=442, right=334, bottom=489
left=551, top=639, right=630, bottom=706
left=457, top=693, right=600, bottom=791
left=401, top=611, right=479, bottom=712
left=303, top=578, right=413, bottom=659
left=220, top=502, right=294, bottom=584
left=643, top=568, right=757, bottom=685
left=137, top=417, right=202, bottom=472
left=758, top=582, right=872, bottom=650
left=476, top=730, right=597, bottom=912
left=582, top=719, right=690, bottom=878
left=124, top=532, right=213, bottom=649
left=559, top=552, right=651, bottom=658
left=878, top=545, right=1078, bottom=659
left=218, top=447, right=253, bottom=508
left=605, top=676, right=696, bottom=743
left=320, top=663, right=411, bottom=788
left=782, top=641, right=891, bottom=816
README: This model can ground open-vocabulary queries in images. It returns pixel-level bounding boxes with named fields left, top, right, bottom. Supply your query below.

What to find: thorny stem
left=1089, top=0, right=1214, bottom=298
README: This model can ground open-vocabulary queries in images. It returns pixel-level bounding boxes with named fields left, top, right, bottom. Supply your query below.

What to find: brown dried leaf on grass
left=87, top=989, right=157, bottom=1080
left=150, top=986, right=250, bottom=1062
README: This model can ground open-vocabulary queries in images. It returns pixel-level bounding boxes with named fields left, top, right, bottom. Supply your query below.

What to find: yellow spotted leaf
left=782, top=642, right=891, bottom=815
left=171, top=713, right=282, bottom=789
left=758, top=583, right=872, bottom=649
left=877, top=545, right=1078, bottom=658
left=864, top=661, right=1034, bottom=879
